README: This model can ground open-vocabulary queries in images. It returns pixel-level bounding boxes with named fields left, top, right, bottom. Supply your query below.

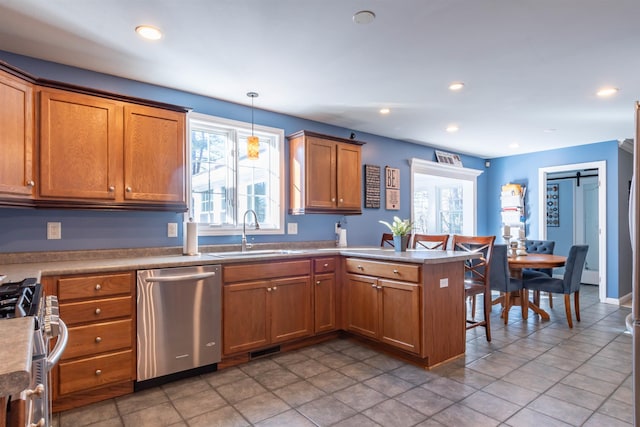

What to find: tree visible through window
left=188, top=113, right=284, bottom=235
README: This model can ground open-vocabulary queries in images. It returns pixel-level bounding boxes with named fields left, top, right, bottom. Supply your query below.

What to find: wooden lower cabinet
left=346, top=274, right=421, bottom=354
left=42, top=271, right=136, bottom=412
left=222, top=260, right=313, bottom=356
left=313, top=257, right=337, bottom=334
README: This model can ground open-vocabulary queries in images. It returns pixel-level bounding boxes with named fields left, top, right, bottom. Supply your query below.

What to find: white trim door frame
left=538, top=161, right=607, bottom=303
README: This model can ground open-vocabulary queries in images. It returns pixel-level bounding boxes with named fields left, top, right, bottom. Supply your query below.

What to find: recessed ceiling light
left=379, top=108, right=390, bottom=114
left=448, top=82, right=465, bottom=91
left=509, top=142, right=520, bottom=149
left=596, top=87, right=619, bottom=97
left=135, top=25, right=162, bottom=40
left=543, top=128, right=557, bottom=133
left=353, top=10, right=376, bottom=25
left=446, top=124, right=459, bottom=133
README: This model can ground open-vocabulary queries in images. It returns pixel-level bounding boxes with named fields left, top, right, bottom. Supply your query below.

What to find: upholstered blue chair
left=524, top=240, right=556, bottom=307
left=490, top=245, right=524, bottom=324
left=523, top=245, right=588, bottom=328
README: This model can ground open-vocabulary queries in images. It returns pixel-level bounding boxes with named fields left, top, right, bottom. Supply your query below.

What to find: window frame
left=410, top=157, right=483, bottom=236
left=187, top=112, right=285, bottom=236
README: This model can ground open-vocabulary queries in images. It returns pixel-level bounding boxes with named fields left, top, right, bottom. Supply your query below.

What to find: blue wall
left=0, top=51, right=487, bottom=252
left=488, top=140, right=624, bottom=299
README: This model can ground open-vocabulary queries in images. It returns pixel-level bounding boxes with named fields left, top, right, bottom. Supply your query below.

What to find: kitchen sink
left=206, top=249, right=307, bottom=258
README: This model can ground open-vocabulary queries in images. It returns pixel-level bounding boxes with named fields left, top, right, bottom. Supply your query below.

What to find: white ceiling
left=0, top=0, right=638, bottom=158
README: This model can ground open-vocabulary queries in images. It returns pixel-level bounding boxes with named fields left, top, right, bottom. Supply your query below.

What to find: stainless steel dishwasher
left=136, top=265, right=221, bottom=387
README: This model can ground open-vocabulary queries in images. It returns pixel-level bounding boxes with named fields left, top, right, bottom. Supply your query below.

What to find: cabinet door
left=39, top=89, right=121, bottom=200
left=123, top=104, right=185, bottom=204
left=223, top=281, right=270, bottom=355
left=345, top=274, right=378, bottom=339
left=0, top=70, right=34, bottom=199
left=305, top=137, right=336, bottom=209
left=313, top=272, right=336, bottom=333
left=336, top=142, right=361, bottom=210
left=270, top=276, right=312, bottom=343
left=378, top=279, right=421, bottom=354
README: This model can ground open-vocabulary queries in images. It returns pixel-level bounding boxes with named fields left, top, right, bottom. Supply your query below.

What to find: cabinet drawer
left=58, top=272, right=133, bottom=301
left=60, top=296, right=132, bottom=325
left=63, top=319, right=132, bottom=360
left=224, top=259, right=310, bottom=283
left=58, top=350, right=133, bottom=395
left=314, top=257, right=336, bottom=273
left=345, top=258, right=420, bottom=283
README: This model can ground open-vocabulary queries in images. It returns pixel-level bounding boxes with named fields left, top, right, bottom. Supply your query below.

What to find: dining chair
left=523, top=245, right=588, bottom=328
left=489, top=244, right=524, bottom=324
left=524, top=239, right=556, bottom=307
left=380, top=233, right=411, bottom=250
left=411, top=234, right=449, bottom=250
left=452, top=234, right=496, bottom=341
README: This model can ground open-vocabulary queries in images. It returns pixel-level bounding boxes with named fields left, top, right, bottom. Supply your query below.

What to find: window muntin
left=189, top=113, right=284, bottom=235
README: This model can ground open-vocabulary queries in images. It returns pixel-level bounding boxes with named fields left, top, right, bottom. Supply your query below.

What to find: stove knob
left=44, top=315, right=60, bottom=338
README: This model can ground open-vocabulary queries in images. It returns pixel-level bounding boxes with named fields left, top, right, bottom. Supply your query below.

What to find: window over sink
left=188, top=112, right=284, bottom=235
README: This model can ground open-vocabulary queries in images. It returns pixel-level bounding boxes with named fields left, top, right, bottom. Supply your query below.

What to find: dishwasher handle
left=144, top=272, right=217, bottom=283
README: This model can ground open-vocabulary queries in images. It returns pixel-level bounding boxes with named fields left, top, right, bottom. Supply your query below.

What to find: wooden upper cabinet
left=288, top=130, right=364, bottom=214
left=0, top=69, right=35, bottom=203
left=123, top=104, right=185, bottom=203
left=39, top=88, right=122, bottom=201
left=37, top=88, right=187, bottom=209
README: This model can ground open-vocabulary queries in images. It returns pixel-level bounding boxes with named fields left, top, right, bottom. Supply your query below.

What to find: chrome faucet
left=241, top=209, right=260, bottom=252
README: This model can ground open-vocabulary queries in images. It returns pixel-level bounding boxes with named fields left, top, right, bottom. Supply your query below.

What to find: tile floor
left=53, top=284, right=634, bottom=426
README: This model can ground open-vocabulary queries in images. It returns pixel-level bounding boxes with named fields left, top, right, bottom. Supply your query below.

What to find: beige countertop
left=0, top=317, right=34, bottom=397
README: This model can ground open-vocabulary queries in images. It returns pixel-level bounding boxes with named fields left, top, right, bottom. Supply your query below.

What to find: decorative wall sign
left=364, top=164, right=381, bottom=208
left=435, top=150, right=463, bottom=167
left=546, top=184, right=559, bottom=227
left=385, top=166, right=400, bottom=210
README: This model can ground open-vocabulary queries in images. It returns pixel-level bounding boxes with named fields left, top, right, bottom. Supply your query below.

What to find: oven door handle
left=47, top=319, right=68, bottom=371
left=144, top=272, right=217, bottom=283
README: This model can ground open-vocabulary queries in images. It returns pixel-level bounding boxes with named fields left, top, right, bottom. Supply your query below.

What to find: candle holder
left=516, top=237, right=527, bottom=256
left=503, top=235, right=517, bottom=257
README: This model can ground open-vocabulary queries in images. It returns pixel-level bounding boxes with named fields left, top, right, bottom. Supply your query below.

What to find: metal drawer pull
left=377, top=285, right=382, bottom=289
left=323, top=263, right=329, bottom=267
left=316, top=281, right=321, bottom=285
left=393, top=269, right=399, bottom=274
left=267, top=287, right=272, bottom=292
left=108, top=185, right=115, bottom=192
left=95, top=369, right=102, bottom=376
left=95, top=284, right=102, bottom=290
left=126, top=186, right=132, bottom=192
left=95, top=308, right=101, bottom=315
left=95, top=336, right=102, bottom=343
left=27, top=180, right=35, bottom=188
left=272, top=286, right=277, bottom=291
left=357, top=265, right=364, bottom=270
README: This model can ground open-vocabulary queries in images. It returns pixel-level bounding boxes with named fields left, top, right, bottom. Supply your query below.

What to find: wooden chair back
left=411, top=234, right=449, bottom=250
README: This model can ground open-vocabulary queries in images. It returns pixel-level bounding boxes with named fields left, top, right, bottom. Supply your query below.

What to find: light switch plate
left=167, top=222, right=178, bottom=238
left=47, top=222, right=61, bottom=240
left=288, top=222, right=298, bottom=234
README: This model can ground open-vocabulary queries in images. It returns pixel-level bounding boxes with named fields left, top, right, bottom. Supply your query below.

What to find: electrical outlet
left=287, top=222, right=298, bottom=235
left=167, top=222, right=178, bottom=238
left=47, top=222, right=61, bottom=240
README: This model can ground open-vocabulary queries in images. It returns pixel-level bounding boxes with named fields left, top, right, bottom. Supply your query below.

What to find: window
left=410, top=158, right=482, bottom=236
left=188, top=112, right=284, bottom=235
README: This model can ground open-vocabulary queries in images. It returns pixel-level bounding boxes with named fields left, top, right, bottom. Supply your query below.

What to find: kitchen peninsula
left=0, top=245, right=476, bottom=412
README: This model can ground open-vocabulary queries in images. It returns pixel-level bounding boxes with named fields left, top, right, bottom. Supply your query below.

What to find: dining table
left=507, top=253, right=567, bottom=320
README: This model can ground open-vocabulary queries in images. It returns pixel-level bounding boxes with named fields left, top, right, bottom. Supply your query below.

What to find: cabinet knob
left=26, top=180, right=35, bottom=188
left=272, top=286, right=277, bottom=291
left=323, top=263, right=329, bottom=268
left=377, top=285, right=382, bottom=290
left=371, top=284, right=376, bottom=288
left=95, top=336, right=102, bottom=343
left=95, top=369, right=102, bottom=376
left=95, top=308, right=101, bottom=315
left=126, top=186, right=132, bottom=192
left=357, top=265, right=364, bottom=270
left=316, top=281, right=321, bottom=285
left=108, top=185, right=115, bottom=192
left=339, top=198, right=344, bottom=203
left=393, top=269, right=399, bottom=274
left=95, top=284, right=102, bottom=290
left=267, top=287, right=272, bottom=292
left=331, top=198, right=336, bottom=202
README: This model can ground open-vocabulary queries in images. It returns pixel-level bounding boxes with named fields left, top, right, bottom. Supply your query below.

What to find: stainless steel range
left=1, top=278, right=67, bottom=427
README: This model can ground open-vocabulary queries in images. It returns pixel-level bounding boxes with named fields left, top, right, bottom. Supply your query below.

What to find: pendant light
left=247, top=92, right=259, bottom=160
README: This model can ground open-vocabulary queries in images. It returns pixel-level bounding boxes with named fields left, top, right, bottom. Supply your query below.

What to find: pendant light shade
left=247, top=92, right=259, bottom=160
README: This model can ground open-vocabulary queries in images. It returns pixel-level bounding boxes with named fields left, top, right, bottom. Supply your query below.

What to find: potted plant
left=379, top=216, right=413, bottom=251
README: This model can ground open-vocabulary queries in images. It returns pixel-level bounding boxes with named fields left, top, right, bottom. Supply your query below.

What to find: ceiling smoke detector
left=353, top=10, right=376, bottom=25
